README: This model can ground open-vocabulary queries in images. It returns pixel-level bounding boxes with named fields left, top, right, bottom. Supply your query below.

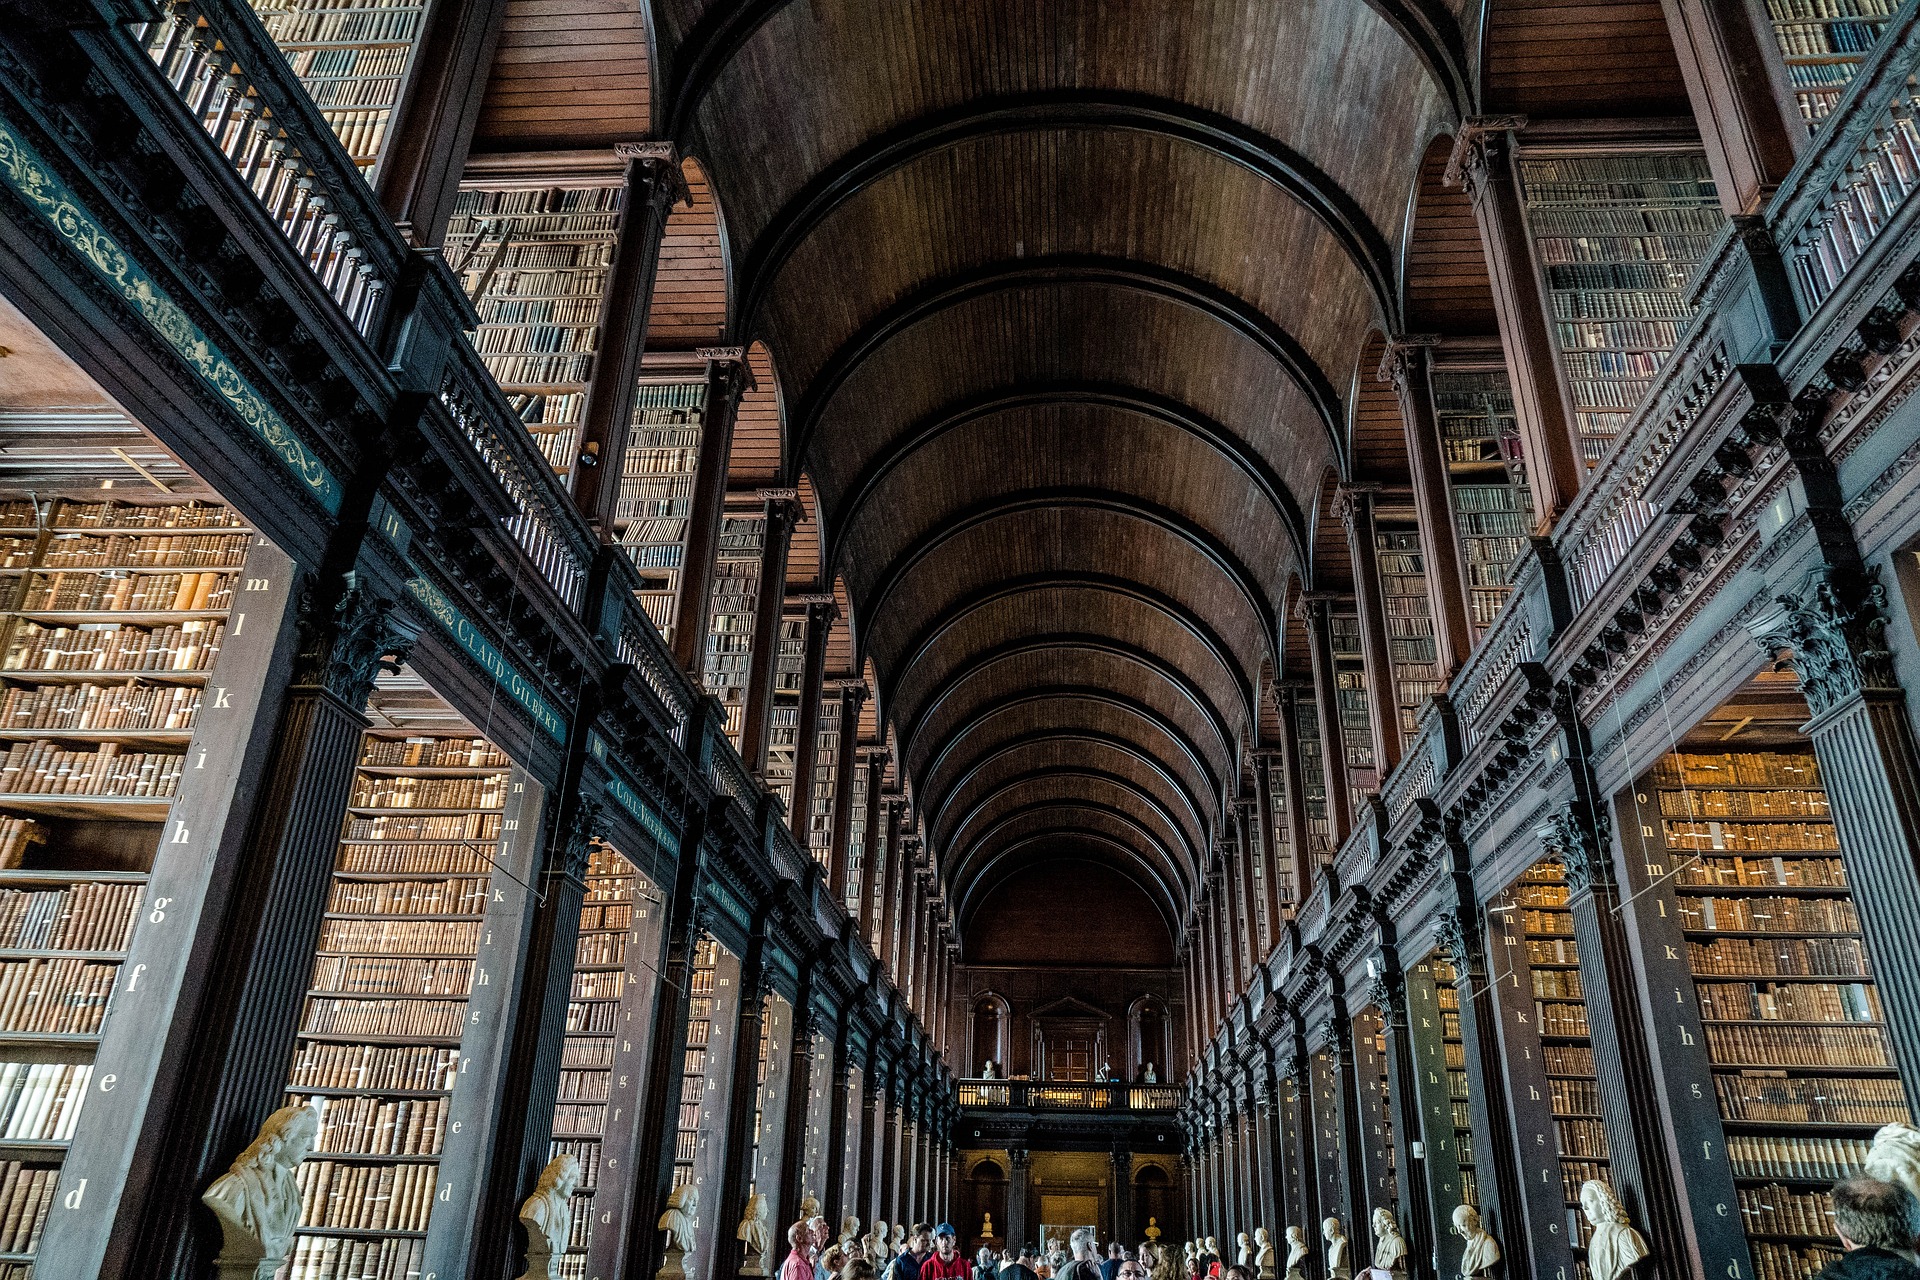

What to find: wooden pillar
left=1300, top=595, right=1354, bottom=844
left=671, top=354, right=747, bottom=673
left=716, top=931, right=772, bottom=1278
left=1252, top=755, right=1287, bottom=928
left=572, top=147, right=688, bottom=527
left=1219, top=844, right=1247, bottom=995
left=1008, top=1146, right=1032, bottom=1251
left=1279, top=1033, right=1322, bottom=1242
left=1447, top=119, right=1584, bottom=523
left=828, top=686, right=867, bottom=900
left=859, top=753, right=888, bottom=937
left=1236, top=798, right=1264, bottom=966
left=869, top=1058, right=892, bottom=1222
left=1380, top=340, right=1474, bottom=678
left=1370, top=969, right=1436, bottom=1280
left=879, top=801, right=904, bottom=979
left=375, top=0, right=511, bottom=246
left=1336, top=484, right=1404, bottom=773
left=788, top=598, right=838, bottom=842
left=778, top=974, right=822, bottom=1234
left=741, top=496, right=802, bottom=774
left=1275, top=687, right=1318, bottom=897
left=1657, top=0, right=1802, bottom=214
left=828, top=1038, right=859, bottom=1230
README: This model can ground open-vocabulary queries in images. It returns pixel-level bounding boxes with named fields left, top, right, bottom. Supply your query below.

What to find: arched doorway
left=965, top=1158, right=1009, bottom=1251
left=970, top=994, right=1010, bottom=1076
left=1127, top=995, right=1170, bottom=1082
left=1133, top=1164, right=1174, bottom=1247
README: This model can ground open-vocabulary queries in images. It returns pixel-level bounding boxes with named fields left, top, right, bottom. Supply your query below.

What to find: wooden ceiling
left=515, top=0, right=1697, bottom=961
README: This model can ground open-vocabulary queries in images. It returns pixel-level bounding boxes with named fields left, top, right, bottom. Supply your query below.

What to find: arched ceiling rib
left=659, top=0, right=1454, bottom=955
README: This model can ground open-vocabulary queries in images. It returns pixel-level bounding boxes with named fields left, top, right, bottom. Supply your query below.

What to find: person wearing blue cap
left=922, top=1223, right=974, bottom=1280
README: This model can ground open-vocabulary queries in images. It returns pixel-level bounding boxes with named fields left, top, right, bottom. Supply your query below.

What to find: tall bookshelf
left=1430, top=368, right=1534, bottom=635
left=444, top=183, right=624, bottom=486
left=1405, top=954, right=1475, bottom=1280
left=843, top=754, right=869, bottom=917
left=615, top=380, right=708, bottom=643
left=704, top=517, right=765, bottom=749
left=0, top=497, right=246, bottom=1277
left=674, top=938, right=719, bottom=1189
left=1509, top=859, right=1608, bottom=1256
left=1328, top=613, right=1378, bottom=814
left=283, top=719, right=514, bottom=1279
left=1374, top=512, right=1439, bottom=737
left=1291, top=697, right=1332, bottom=865
left=764, top=616, right=805, bottom=810
left=1352, top=1006, right=1398, bottom=1225
left=807, top=693, right=841, bottom=872
left=1517, top=150, right=1722, bottom=467
left=1765, top=0, right=1897, bottom=129
left=1431, top=955, right=1477, bottom=1211
left=1261, top=756, right=1295, bottom=915
left=247, top=0, right=426, bottom=179
left=546, top=843, right=651, bottom=1280
left=1647, top=749, right=1907, bottom=1280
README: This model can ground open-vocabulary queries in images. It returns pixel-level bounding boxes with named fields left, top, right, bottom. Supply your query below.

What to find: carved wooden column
left=778, top=971, right=821, bottom=1230
left=1236, top=799, right=1264, bottom=966
left=376, top=0, right=511, bottom=245
left=1278, top=1029, right=1322, bottom=1240
left=716, top=929, right=773, bottom=1279
left=878, top=802, right=905, bottom=977
left=741, top=495, right=802, bottom=774
left=1300, top=594, right=1354, bottom=843
left=828, top=684, right=867, bottom=900
left=859, top=752, right=888, bottom=935
left=1219, top=843, right=1247, bottom=995
left=1251, top=755, right=1286, bottom=928
left=1336, top=483, right=1404, bottom=773
left=868, top=1054, right=893, bottom=1222
left=671, top=353, right=747, bottom=673
left=788, top=597, right=838, bottom=842
left=1657, top=0, right=1801, bottom=213
left=1447, top=118, right=1584, bottom=522
left=108, top=576, right=413, bottom=1279
left=1381, top=339, right=1474, bottom=677
left=883, top=1075, right=905, bottom=1225
left=1368, top=966, right=1435, bottom=1280
left=824, top=1023, right=855, bottom=1230
left=1275, top=686, right=1319, bottom=897
left=1008, top=1146, right=1032, bottom=1250
left=572, top=146, right=689, bottom=527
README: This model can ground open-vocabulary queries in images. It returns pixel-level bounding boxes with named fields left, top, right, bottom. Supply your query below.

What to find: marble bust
left=658, top=1182, right=700, bottom=1278
left=517, top=1153, right=580, bottom=1280
left=867, top=1219, right=890, bottom=1260
left=1370, top=1209, right=1406, bottom=1272
left=1236, top=1231, right=1251, bottom=1266
left=1253, top=1226, right=1275, bottom=1279
left=738, top=1191, right=772, bottom=1275
left=202, top=1103, right=320, bottom=1280
left=1452, top=1205, right=1500, bottom=1279
left=1283, top=1227, right=1308, bottom=1280
left=1581, top=1181, right=1649, bottom=1280
left=1322, top=1217, right=1350, bottom=1280
left=841, top=1216, right=862, bottom=1250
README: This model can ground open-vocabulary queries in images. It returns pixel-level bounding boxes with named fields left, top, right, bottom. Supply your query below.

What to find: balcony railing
left=956, top=1080, right=1181, bottom=1112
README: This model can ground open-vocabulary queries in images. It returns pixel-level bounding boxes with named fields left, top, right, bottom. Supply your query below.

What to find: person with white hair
left=1054, top=1227, right=1103, bottom=1280
left=784, top=1220, right=820, bottom=1280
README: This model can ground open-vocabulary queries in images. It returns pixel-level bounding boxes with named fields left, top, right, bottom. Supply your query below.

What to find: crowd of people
left=776, top=1221, right=1179, bottom=1280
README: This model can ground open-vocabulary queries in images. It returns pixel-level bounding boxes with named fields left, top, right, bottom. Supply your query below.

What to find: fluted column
left=1275, top=686, right=1318, bottom=896
left=1381, top=339, right=1474, bottom=676
left=827, top=685, right=868, bottom=901
left=824, top=1028, right=855, bottom=1231
left=1336, top=484, right=1403, bottom=772
left=778, top=974, right=821, bottom=1230
left=787, top=598, right=838, bottom=842
left=1300, top=595, right=1354, bottom=843
left=859, top=753, right=887, bottom=934
left=1447, top=118, right=1583, bottom=521
left=375, top=0, right=511, bottom=245
left=741, top=495, right=802, bottom=773
left=717, top=933, right=773, bottom=1277
left=1658, top=0, right=1801, bottom=213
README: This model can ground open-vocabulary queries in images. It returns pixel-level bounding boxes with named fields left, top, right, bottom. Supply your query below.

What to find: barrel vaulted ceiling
left=619, top=0, right=1493, bottom=958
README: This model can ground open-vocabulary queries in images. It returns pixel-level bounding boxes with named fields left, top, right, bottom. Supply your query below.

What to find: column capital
left=1536, top=804, right=1615, bottom=895
left=1376, top=334, right=1442, bottom=389
left=294, top=571, right=417, bottom=709
left=1752, top=563, right=1898, bottom=718
left=1329, top=481, right=1381, bottom=528
left=1443, top=115, right=1529, bottom=196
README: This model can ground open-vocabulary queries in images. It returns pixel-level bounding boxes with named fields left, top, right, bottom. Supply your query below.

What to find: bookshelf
left=675, top=938, right=719, bottom=1189
left=444, top=183, right=624, bottom=486
left=843, top=756, right=869, bottom=916
left=764, top=616, right=805, bottom=810
left=614, top=381, right=708, bottom=643
left=1403, top=954, right=1474, bottom=1279
left=704, top=517, right=765, bottom=749
left=246, top=0, right=426, bottom=179
left=1500, top=858, right=1607, bottom=1262
left=808, top=693, right=840, bottom=872
left=1431, top=955, right=1477, bottom=1211
left=1516, top=150, right=1723, bottom=467
left=1374, top=513, right=1439, bottom=737
left=1328, top=613, right=1378, bottom=814
left=1261, top=756, right=1295, bottom=915
left=0, top=497, right=248, bottom=1273
left=283, top=719, right=515, bottom=1279
left=1764, top=0, right=1897, bottom=130
left=1353, top=1005, right=1399, bottom=1222
left=1291, top=697, right=1332, bottom=865
left=1429, top=369, right=1534, bottom=635
left=1646, top=749, right=1908, bottom=1280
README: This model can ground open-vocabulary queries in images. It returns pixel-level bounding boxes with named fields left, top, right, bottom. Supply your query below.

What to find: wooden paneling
left=475, top=0, right=653, bottom=149
left=1406, top=136, right=1498, bottom=334
left=644, top=160, right=728, bottom=351
left=726, top=343, right=783, bottom=486
left=1482, top=0, right=1690, bottom=117
left=963, top=858, right=1177, bottom=966
left=787, top=473, right=821, bottom=590
left=1351, top=332, right=1412, bottom=484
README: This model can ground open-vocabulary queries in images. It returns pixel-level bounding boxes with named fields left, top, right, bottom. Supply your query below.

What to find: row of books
left=326, top=879, right=487, bottom=917
left=1753, top=1241, right=1844, bottom=1280
left=305, top=1093, right=447, bottom=1157
left=300, top=998, right=466, bottom=1040
left=1704, top=1023, right=1891, bottom=1068
left=1773, top=19, right=1888, bottom=53
left=1551, top=288, right=1692, bottom=320
left=1667, top=821, right=1841, bottom=852
left=1526, top=205, right=1724, bottom=236
left=295, top=1158, right=436, bottom=1231
left=35, top=533, right=248, bottom=569
left=1536, top=1001, right=1591, bottom=1037
left=476, top=295, right=604, bottom=328
left=0, top=742, right=183, bottom=798
left=0, top=957, right=116, bottom=1034
left=1741, top=1184, right=1835, bottom=1238
left=1532, top=967, right=1585, bottom=999
left=0, top=1164, right=55, bottom=1255
left=288, top=1042, right=461, bottom=1093
left=14, top=570, right=232, bottom=615
left=1677, top=856, right=1848, bottom=889
left=1661, top=788, right=1831, bottom=819
left=0, top=883, right=142, bottom=952
left=1715, top=1072, right=1909, bottom=1125
left=1655, top=752, right=1820, bottom=788
left=283, top=1234, right=426, bottom=1280
left=0, top=1063, right=90, bottom=1141
left=1688, top=936, right=1868, bottom=978
left=1555, top=318, right=1685, bottom=352
left=1678, top=895, right=1859, bottom=933
left=1556, top=1117, right=1608, bottom=1157
left=0, top=501, right=242, bottom=531
left=335, top=844, right=492, bottom=877
left=361, top=737, right=510, bottom=770
left=0, top=682, right=200, bottom=733
left=1695, top=981, right=1881, bottom=1024
left=1551, top=1077, right=1600, bottom=1115
left=317, top=918, right=481, bottom=956
left=2, top=620, right=224, bottom=673
left=1727, top=1134, right=1869, bottom=1180
left=349, top=776, right=508, bottom=810
left=310, top=955, right=474, bottom=998
left=341, top=812, right=500, bottom=842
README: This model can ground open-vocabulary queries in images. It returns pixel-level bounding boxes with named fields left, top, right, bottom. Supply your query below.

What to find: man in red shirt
left=783, top=1220, right=817, bottom=1280
left=921, top=1225, right=974, bottom=1280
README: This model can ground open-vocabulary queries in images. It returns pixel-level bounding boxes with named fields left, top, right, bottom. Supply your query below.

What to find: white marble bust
left=202, top=1103, right=320, bottom=1280
left=517, top=1153, right=580, bottom=1280
left=1581, top=1181, right=1648, bottom=1280
left=1452, top=1204, right=1500, bottom=1279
